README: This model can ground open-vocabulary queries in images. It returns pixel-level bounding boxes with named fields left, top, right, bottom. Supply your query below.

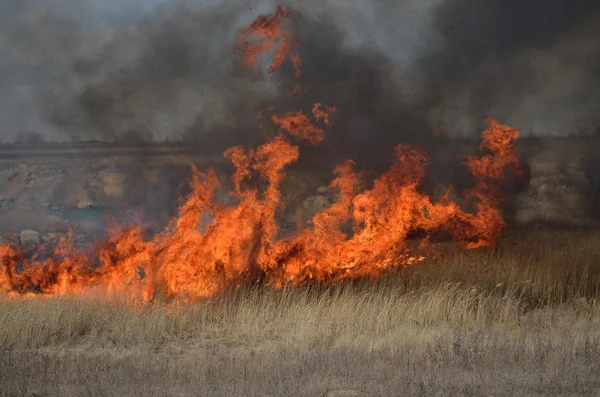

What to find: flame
left=234, top=5, right=302, bottom=78
left=0, top=6, right=522, bottom=303
left=0, top=113, right=520, bottom=302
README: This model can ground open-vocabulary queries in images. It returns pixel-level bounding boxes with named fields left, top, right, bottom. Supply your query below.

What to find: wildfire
left=234, top=5, right=302, bottom=78
left=0, top=6, right=522, bottom=303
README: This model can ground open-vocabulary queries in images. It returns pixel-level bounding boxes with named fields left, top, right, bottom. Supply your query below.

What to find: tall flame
left=0, top=6, right=521, bottom=303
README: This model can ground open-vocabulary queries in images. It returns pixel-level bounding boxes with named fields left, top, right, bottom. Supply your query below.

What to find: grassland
left=1, top=229, right=600, bottom=397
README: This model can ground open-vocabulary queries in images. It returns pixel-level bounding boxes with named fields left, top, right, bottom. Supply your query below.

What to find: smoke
left=37, top=1, right=280, bottom=145
left=419, top=0, right=600, bottom=137
left=0, top=0, right=598, bottom=148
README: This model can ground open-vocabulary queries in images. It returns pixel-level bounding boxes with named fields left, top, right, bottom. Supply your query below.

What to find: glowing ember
left=0, top=6, right=522, bottom=302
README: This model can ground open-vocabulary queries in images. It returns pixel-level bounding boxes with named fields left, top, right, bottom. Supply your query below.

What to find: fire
left=261, top=103, right=338, bottom=145
left=0, top=7, right=522, bottom=303
left=234, top=5, right=302, bottom=78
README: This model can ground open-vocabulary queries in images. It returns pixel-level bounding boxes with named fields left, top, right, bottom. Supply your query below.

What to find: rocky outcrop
left=512, top=139, right=600, bottom=226
left=20, top=230, right=40, bottom=248
left=0, top=139, right=599, bottom=245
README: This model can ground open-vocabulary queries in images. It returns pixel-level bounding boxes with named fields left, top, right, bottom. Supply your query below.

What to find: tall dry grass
left=1, top=229, right=600, bottom=396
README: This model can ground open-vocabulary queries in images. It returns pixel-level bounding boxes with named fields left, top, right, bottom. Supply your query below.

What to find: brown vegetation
left=1, top=229, right=600, bottom=396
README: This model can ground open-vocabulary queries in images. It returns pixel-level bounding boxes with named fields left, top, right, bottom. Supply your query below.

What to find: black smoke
left=0, top=0, right=596, bottom=146
left=0, top=0, right=597, bottom=184
left=417, top=0, right=600, bottom=137
left=38, top=1, right=274, bottom=146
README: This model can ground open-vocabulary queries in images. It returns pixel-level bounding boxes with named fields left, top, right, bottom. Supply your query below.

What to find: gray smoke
left=418, top=0, right=600, bottom=137
left=0, top=0, right=598, bottom=148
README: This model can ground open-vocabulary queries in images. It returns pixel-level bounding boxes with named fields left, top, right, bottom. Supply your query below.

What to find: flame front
left=0, top=7, right=522, bottom=303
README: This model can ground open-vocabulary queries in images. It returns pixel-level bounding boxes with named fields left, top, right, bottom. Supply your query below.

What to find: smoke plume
left=0, top=0, right=598, bottom=149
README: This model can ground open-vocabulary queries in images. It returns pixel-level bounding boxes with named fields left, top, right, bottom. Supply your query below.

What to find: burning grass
left=1, top=229, right=600, bottom=396
left=1, top=6, right=599, bottom=395
left=0, top=6, right=523, bottom=302
left=0, top=116, right=523, bottom=302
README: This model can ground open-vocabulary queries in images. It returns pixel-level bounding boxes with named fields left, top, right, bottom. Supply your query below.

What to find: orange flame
left=0, top=6, right=522, bottom=303
left=234, top=5, right=302, bottom=78
left=0, top=114, right=520, bottom=302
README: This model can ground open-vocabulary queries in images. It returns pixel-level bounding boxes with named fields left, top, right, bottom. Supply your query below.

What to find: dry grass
left=1, top=229, right=600, bottom=396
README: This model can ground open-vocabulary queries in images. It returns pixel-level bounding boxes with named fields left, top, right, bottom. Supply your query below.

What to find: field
left=1, top=229, right=600, bottom=397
